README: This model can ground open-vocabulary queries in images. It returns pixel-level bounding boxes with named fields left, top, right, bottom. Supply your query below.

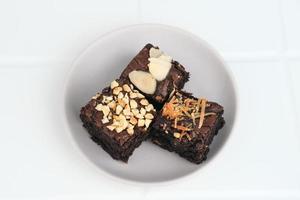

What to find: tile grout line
left=3, top=2, right=300, bottom=66
left=278, top=0, right=289, bottom=52
left=0, top=56, right=71, bottom=67
left=278, top=0, right=300, bottom=147
left=1, top=52, right=300, bottom=66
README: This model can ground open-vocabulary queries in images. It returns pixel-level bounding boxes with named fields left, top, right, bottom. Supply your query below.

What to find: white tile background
left=0, top=0, right=300, bottom=199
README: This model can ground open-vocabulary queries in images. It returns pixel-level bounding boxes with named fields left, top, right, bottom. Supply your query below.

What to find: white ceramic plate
left=64, top=24, right=238, bottom=183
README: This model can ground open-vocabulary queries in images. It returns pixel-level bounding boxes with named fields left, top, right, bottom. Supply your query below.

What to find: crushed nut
left=129, top=116, right=138, bottom=125
left=135, top=113, right=144, bottom=119
left=145, top=119, right=151, bottom=129
left=138, top=119, right=145, bottom=127
left=131, top=109, right=139, bottom=116
left=115, top=105, right=123, bottom=115
left=123, top=84, right=131, bottom=92
left=102, top=118, right=109, bottom=124
left=107, top=101, right=116, bottom=109
left=127, top=123, right=134, bottom=129
left=129, top=92, right=138, bottom=99
left=145, top=113, right=154, bottom=119
left=173, top=132, right=181, bottom=138
left=107, top=125, right=115, bottom=131
left=95, top=104, right=110, bottom=117
left=140, top=99, right=149, bottom=106
left=115, top=114, right=128, bottom=132
left=106, top=96, right=113, bottom=101
left=115, top=127, right=123, bottom=133
left=93, top=80, right=156, bottom=135
left=113, top=86, right=122, bottom=95
left=137, top=93, right=145, bottom=98
left=130, top=99, right=138, bottom=109
left=127, top=128, right=134, bottom=135
left=123, top=105, right=131, bottom=116
left=117, top=98, right=126, bottom=107
left=123, top=93, right=129, bottom=104
left=110, top=80, right=119, bottom=89
left=95, top=104, right=103, bottom=111
left=112, top=119, right=120, bottom=127
left=145, top=104, right=154, bottom=112
left=117, top=92, right=124, bottom=100
left=101, top=96, right=113, bottom=104
left=140, top=108, right=146, bottom=116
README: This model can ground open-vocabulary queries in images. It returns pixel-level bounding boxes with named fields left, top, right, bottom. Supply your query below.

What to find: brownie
left=120, top=44, right=189, bottom=105
left=80, top=79, right=156, bottom=162
left=150, top=91, right=225, bottom=164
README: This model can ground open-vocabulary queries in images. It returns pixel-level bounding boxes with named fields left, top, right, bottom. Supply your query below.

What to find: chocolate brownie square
left=120, top=44, right=189, bottom=105
left=150, top=91, right=225, bottom=164
left=80, top=79, right=156, bottom=162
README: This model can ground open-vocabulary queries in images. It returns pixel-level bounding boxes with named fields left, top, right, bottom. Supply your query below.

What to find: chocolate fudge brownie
left=120, top=44, right=189, bottom=105
left=80, top=79, right=156, bottom=162
left=150, top=91, right=225, bottom=164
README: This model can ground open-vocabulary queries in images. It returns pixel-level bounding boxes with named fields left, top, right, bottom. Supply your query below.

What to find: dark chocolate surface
left=120, top=44, right=189, bottom=104
left=80, top=80, right=156, bottom=162
left=150, top=91, right=225, bottom=164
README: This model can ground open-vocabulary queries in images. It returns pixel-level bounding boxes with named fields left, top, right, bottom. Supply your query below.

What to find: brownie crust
left=150, top=91, right=225, bottom=164
left=80, top=80, right=156, bottom=162
left=81, top=115, right=148, bottom=162
left=151, top=114, right=225, bottom=164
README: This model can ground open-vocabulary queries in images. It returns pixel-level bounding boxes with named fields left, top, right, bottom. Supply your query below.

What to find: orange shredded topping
left=191, top=112, right=196, bottom=125
left=176, top=125, right=192, bottom=131
left=162, top=102, right=181, bottom=119
left=198, top=99, right=207, bottom=129
left=162, top=92, right=212, bottom=140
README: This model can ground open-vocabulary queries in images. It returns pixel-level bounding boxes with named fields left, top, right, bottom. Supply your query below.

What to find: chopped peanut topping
left=94, top=80, right=156, bottom=135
